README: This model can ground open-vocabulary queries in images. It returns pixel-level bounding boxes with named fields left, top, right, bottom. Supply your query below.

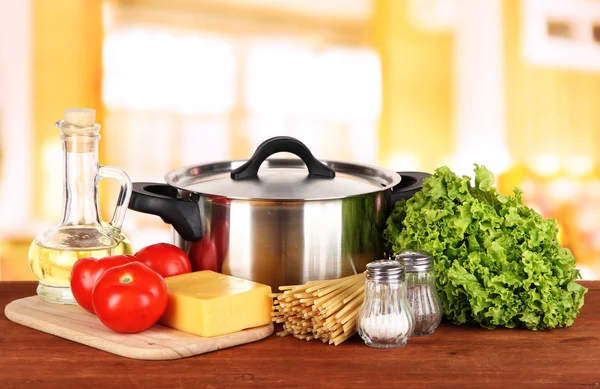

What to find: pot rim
left=163, top=158, right=402, bottom=202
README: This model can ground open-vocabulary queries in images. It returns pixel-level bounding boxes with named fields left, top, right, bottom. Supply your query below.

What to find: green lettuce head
left=383, top=165, right=587, bottom=330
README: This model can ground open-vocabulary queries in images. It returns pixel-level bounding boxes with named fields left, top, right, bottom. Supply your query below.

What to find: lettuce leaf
left=383, top=165, right=587, bottom=330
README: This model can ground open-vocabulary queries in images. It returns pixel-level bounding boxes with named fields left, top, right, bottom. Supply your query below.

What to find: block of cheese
left=158, top=271, right=273, bottom=338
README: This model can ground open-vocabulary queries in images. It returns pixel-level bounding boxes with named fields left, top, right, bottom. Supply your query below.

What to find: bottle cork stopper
left=64, top=108, right=96, bottom=127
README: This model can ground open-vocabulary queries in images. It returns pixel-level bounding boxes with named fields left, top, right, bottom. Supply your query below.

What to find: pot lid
left=164, top=137, right=401, bottom=201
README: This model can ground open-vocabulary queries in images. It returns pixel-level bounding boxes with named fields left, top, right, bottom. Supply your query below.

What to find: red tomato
left=92, top=262, right=168, bottom=333
left=70, top=255, right=136, bottom=314
left=188, top=239, right=219, bottom=272
left=134, top=243, right=192, bottom=278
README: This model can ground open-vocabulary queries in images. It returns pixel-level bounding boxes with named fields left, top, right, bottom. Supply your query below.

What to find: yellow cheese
left=159, top=271, right=272, bottom=338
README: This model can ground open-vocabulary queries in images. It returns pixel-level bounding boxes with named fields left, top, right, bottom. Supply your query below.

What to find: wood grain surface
left=4, top=296, right=273, bottom=360
left=1, top=281, right=600, bottom=389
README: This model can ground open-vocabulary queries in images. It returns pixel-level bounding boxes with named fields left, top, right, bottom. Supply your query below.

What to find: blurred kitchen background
left=1, top=0, right=599, bottom=280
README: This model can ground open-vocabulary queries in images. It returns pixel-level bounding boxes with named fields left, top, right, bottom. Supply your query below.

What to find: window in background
left=522, top=0, right=600, bottom=70
left=101, top=0, right=379, bottom=248
left=103, top=27, right=235, bottom=180
left=244, top=38, right=380, bottom=161
left=499, top=0, right=600, bottom=280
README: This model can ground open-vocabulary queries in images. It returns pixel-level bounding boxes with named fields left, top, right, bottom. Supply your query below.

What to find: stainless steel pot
left=128, top=136, right=430, bottom=289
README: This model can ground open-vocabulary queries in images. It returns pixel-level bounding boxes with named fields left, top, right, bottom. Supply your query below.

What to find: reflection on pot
left=185, top=197, right=231, bottom=274
left=178, top=191, right=387, bottom=289
left=342, top=192, right=386, bottom=261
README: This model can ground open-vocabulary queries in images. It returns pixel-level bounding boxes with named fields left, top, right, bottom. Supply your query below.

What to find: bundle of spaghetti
left=270, top=272, right=366, bottom=346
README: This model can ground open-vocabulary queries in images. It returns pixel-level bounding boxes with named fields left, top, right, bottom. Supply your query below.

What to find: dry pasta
left=270, top=272, right=366, bottom=346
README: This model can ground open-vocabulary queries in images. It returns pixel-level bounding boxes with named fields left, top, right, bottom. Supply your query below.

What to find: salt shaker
left=356, top=260, right=415, bottom=348
left=395, top=250, right=443, bottom=336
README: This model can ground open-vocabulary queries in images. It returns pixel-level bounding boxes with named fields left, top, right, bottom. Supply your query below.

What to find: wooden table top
left=1, top=281, right=599, bottom=389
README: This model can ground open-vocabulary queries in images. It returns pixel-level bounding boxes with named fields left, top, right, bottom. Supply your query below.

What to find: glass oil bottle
left=28, top=108, right=133, bottom=304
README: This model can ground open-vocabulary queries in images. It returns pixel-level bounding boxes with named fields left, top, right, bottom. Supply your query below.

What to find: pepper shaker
left=356, top=260, right=415, bottom=348
left=395, top=250, right=443, bottom=336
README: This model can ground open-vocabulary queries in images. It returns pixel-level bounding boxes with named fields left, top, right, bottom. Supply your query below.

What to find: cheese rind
left=159, top=271, right=272, bottom=338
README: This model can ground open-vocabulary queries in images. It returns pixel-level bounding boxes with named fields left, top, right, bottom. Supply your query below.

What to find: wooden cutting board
left=4, top=296, right=274, bottom=360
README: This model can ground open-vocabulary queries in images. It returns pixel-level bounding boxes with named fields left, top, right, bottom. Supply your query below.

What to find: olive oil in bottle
left=28, top=109, right=133, bottom=304
left=28, top=240, right=132, bottom=303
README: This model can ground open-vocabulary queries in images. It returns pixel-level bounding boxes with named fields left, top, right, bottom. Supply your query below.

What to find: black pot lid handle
left=230, top=136, right=335, bottom=180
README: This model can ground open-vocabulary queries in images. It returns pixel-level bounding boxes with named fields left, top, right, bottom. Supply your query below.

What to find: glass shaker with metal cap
left=356, top=260, right=415, bottom=348
left=395, top=250, right=443, bottom=335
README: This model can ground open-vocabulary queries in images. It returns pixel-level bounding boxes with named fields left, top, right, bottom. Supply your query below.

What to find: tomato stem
left=119, top=273, right=134, bottom=284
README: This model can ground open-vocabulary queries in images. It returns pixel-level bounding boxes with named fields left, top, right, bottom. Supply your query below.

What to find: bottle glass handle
left=98, top=165, right=133, bottom=231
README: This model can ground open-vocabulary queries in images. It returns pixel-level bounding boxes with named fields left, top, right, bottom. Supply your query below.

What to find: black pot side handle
left=387, top=172, right=432, bottom=212
left=230, top=136, right=336, bottom=180
left=128, top=182, right=204, bottom=242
